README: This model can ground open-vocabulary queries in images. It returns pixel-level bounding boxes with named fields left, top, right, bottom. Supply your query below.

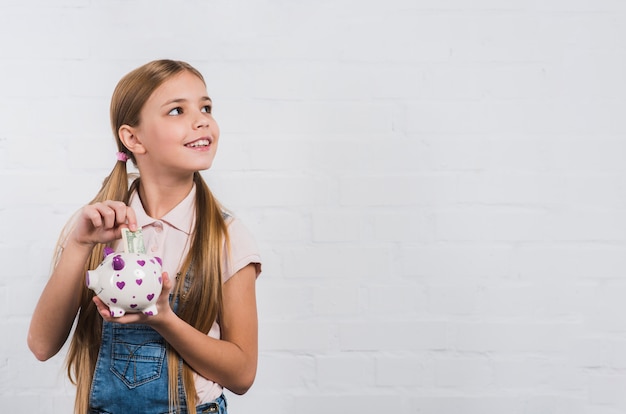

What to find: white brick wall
left=1, top=0, right=626, bottom=413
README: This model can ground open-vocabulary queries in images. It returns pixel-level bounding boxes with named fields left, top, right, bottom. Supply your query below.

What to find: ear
left=118, top=125, right=146, bottom=155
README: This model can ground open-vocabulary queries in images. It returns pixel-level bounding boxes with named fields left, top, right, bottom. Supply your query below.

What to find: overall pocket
left=110, top=324, right=166, bottom=388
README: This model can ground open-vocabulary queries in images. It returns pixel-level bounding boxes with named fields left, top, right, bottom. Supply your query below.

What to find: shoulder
left=225, top=214, right=255, bottom=242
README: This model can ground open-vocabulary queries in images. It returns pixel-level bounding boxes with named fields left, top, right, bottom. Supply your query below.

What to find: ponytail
left=65, top=160, right=131, bottom=414
left=167, top=172, right=229, bottom=412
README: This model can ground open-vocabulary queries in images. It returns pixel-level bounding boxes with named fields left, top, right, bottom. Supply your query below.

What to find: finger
left=92, top=296, right=113, bottom=319
left=94, top=203, right=118, bottom=230
left=103, top=201, right=129, bottom=229
left=93, top=296, right=144, bottom=324
left=110, top=201, right=130, bottom=227
left=155, top=272, right=171, bottom=305
left=161, top=272, right=172, bottom=292
left=83, top=205, right=104, bottom=229
left=125, top=206, right=138, bottom=232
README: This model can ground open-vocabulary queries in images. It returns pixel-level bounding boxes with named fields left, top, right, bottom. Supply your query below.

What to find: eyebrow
left=162, top=96, right=212, bottom=107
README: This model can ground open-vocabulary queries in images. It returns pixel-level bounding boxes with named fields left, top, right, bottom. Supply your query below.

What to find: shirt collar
left=129, top=184, right=196, bottom=235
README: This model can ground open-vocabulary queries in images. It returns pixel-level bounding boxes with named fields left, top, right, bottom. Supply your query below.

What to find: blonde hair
left=65, top=60, right=228, bottom=414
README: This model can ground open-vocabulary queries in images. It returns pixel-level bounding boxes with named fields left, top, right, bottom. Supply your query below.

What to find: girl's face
left=131, top=70, right=220, bottom=177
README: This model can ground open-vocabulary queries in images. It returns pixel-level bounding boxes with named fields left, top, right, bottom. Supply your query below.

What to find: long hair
left=64, top=59, right=228, bottom=414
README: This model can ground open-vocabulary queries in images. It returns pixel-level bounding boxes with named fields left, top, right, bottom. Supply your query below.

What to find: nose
left=194, top=112, right=210, bottom=129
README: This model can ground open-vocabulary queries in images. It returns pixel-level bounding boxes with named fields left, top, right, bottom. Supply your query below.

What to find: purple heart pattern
left=87, top=252, right=163, bottom=317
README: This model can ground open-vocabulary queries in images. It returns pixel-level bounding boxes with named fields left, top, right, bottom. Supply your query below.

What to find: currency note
left=121, top=227, right=146, bottom=254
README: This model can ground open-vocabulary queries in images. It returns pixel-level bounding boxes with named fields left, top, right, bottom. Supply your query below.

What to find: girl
left=27, top=59, right=261, bottom=414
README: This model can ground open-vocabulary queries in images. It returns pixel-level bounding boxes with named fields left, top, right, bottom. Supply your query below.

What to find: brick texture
left=2, top=0, right=626, bottom=413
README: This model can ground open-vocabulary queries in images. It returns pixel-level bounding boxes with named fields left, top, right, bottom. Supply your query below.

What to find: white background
left=1, top=0, right=626, bottom=413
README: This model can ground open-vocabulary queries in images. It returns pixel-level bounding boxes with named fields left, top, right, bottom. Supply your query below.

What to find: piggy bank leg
left=142, top=304, right=159, bottom=316
left=109, top=307, right=126, bottom=318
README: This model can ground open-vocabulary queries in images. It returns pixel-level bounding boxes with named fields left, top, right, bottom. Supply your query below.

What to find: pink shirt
left=112, top=184, right=262, bottom=403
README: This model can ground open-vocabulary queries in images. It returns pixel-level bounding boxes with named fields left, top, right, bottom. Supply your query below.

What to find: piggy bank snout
left=86, top=270, right=98, bottom=290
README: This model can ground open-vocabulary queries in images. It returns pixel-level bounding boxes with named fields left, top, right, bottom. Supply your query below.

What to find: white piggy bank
left=87, top=247, right=163, bottom=317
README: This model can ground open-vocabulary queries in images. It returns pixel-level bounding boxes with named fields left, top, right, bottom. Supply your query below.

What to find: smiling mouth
left=185, top=138, right=212, bottom=148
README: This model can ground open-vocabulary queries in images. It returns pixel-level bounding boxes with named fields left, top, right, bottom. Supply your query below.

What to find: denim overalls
left=89, top=272, right=227, bottom=414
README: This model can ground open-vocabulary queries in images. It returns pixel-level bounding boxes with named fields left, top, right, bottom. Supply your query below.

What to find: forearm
left=27, top=239, right=94, bottom=360
left=152, top=311, right=257, bottom=394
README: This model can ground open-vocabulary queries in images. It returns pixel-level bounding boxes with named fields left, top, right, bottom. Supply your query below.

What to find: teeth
left=187, top=139, right=210, bottom=147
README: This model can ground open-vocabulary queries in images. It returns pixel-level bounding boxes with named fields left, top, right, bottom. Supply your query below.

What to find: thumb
left=161, top=271, right=173, bottom=293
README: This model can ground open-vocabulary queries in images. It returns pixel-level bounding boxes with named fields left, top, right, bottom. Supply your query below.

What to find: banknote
left=121, top=227, right=146, bottom=254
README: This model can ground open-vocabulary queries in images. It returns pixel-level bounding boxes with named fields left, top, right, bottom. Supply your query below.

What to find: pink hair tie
left=116, top=151, right=130, bottom=162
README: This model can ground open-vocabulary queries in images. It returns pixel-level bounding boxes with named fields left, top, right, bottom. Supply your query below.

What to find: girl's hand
left=71, top=201, right=138, bottom=247
left=93, top=272, right=175, bottom=325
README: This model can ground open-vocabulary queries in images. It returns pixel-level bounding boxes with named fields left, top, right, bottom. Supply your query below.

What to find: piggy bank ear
left=103, top=247, right=115, bottom=259
left=112, top=255, right=125, bottom=271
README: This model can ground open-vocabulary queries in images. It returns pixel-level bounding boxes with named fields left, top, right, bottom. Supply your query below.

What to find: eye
left=201, top=105, right=212, bottom=114
left=168, top=107, right=183, bottom=115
